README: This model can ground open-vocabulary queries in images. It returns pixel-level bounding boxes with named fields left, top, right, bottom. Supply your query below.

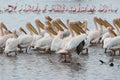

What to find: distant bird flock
left=0, top=4, right=118, bottom=14
left=0, top=16, right=120, bottom=63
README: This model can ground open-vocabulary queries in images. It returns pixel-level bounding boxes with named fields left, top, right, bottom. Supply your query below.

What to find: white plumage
left=4, top=38, right=19, bottom=54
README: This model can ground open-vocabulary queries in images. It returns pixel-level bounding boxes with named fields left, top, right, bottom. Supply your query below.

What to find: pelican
left=34, top=25, right=57, bottom=52
left=17, top=22, right=39, bottom=53
left=56, top=21, right=88, bottom=63
left=4, top=30, right=19, bottom=56
left=50, top=18, right=70, bottom=52
left=100, top=18, right=119, bottom=46
left=35, top=18, right=68, bottom=53
left=85, top=16, right=105, bottom=46
left=0, top=22, right=13, bottom=51
left=103, top=27, right=120, bottom=54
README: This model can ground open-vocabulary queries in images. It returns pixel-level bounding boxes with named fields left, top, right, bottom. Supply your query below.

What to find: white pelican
left=34, top=18, right=68, bottom=53
left=103, top=27, right=118, bottom=53
left=100, top=18, right=119, bottom=47
left=85, top=17, right=105, bottom=46
left=56, top=21, right=87, bottom=63
left=4, top=30, right=19, bottom=56
left=50, top=18, right=70, bottom=52
left=0, top=22, right=13, bottom=51
left=17, top=22, right=39, bottom=53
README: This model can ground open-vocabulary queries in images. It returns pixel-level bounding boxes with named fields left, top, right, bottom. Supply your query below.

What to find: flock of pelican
left=0, top=16, right=120, bottom=63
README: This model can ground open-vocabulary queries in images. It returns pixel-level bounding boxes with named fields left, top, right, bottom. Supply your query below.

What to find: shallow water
left=0, top=0, right=120, bottom=80
left=0, top=45, right=120, bottom=80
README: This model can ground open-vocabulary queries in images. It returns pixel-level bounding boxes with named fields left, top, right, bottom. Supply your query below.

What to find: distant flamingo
left=80, top=5, right=88, bottom=12
left=60, top=4, right=66, bottom=13
left=23, top=4, right=29, bottom=12
left=87, top=6, right=96, bottom=13
left=33, top=3, right=41, bottom=13
left=42, top=5, right=47, bottom=13
left=98, top=4, right=104, bottom=12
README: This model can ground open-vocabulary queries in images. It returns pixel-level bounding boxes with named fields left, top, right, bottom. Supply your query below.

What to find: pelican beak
left=108, top=27, right=117, bottom=37
left=114, top=19, right=120, bottom=28
left=45, top=16, right=52, bottom=21
left=98, top=18, right=104, bottom=26
left=4, top=30, right=11, bottom=35
left=19, top=27, right=27, bottom=34
left=55, top=18, right=68, bottom=29
left=1, top=22, right=8, bottom=30
left=74, top=22, right=86, bottom=33
left=94, top=16, right=99, bottom=22
left=45, top=25, right=57, bottom=35
left=104, top=20, right=114, bottom=29
left=94, top=16, right=103, bottom=26
left=26, top=22, right=38, bottom=35
left=69, top=22, right=81, bottom=34
left=51, top=20, right=64, bottom=31
left=76, top=21, right=82, bottom=27
left=45, top=20, right=51, bottom=27
left=35, top=19, right=44, bottom=29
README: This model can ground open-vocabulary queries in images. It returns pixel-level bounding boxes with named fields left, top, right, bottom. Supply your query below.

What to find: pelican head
left=19, top=27, right=27, bottom=34
left=74, top=21, right=86, bottom=34
left=0, top=22, right=8, bottom=31
left=35, top=19, right=44, bottom=29
left=55, top=18, right=68, bottom=29
left=113, top=18, right=120, bottom=28
left=26, top=22, right=38, bottom=35
left=4, top=30, right=12, bottom=35
left=107, top=27, right=117, bottom=37
left=69, top=22, right=81, bottom=35
left=104, top=20, right=114, bottom=29
left=45, top=20, right=51, bottom=27
left=45, top=16, right=52, bottom=21
left=45, top=25, right=57, bottom=35
left=51, top=20, right=64, bottom=31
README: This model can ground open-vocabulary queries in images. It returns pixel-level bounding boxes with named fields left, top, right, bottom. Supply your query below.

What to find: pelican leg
left=64, top=54, right=67, bottom=63
left=119, top=49, right=120, bottom=56
left=48, top=49, right=51, bottom=54
left=45, top=48, right=51, bottom=54
left=18, top=45, right=22, bottom=52
left=111, top=49, right=116, bottom=56
left=85, top=48, right=88, bottom=54
left=6, top=53, right=9, bottom=56
left=6, top=51, right=11, bottom=56
left=0, top=47, right=4, bottom=52
left=25, top=48, right=28, bottom=53
left=59, top=54, right=63, bottom=61
left=63, top=53, right=71, bottom=63
left=68, top=53, right=72, bottom=61
left=101, top=41, right=103, bottom=48
left=15, top=50, right=17, bottom=56
left=104, top=48, right=107, bottom=53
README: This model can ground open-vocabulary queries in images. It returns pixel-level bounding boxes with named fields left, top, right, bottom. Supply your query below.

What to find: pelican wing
left=18, top=35, right=33, bottom=47
left=35, top=36, right=53, bottom=49
left=51, top=37, right=63, bottom=51
left=4, top=38, right=18, bottom=54
left=66, top=34, right=86, bottom=51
